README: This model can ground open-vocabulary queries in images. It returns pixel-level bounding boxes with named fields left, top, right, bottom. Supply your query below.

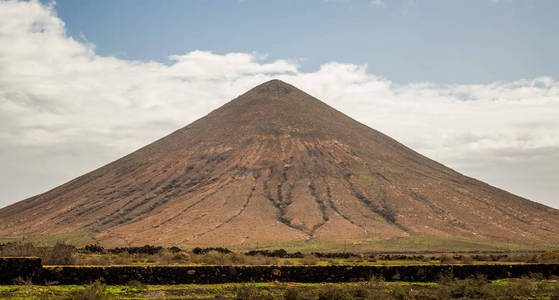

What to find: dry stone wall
left=0, top=257, right=42, bottom=283
left=1, top=257, right=559, bottom=285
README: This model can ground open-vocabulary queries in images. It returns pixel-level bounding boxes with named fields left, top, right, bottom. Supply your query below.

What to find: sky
left=0, top=0, right=558, bottom=209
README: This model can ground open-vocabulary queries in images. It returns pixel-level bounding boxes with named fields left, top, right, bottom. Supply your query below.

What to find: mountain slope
left=1, top=79, right=558, bottom=247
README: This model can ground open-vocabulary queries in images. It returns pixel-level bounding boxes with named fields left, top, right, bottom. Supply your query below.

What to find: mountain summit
left=1, top=80, right=558, bottom=247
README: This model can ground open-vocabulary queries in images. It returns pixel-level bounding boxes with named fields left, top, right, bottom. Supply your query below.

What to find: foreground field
left=1, top=277, right=558, bottom=299
left=2, top=244, right=559, bottom=298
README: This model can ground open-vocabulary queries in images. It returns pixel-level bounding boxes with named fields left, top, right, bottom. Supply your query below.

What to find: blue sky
left=1, top=0, right=559, bottom=209
left=51, top=0, right=559, bottom=84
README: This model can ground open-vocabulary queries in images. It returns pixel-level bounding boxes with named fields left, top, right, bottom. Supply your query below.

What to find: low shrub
left=43, top=242, right=76, bottom=265
left=311, top=252, right=357, bottom=259
left=12, top=276, right=32, bottom=285
left=171, top=251, right=190, bottom=262
left=127, top=279, right=145, bottom=290
left=351, top=284, right=371, bottom=298
left=189, top=252, right=279, bottom=265
left=245, top=249, right=303, bottom=258
left=283, top=289, right=304, bottom=300
left=84, top=244, right=104, bottom=254
left=0, top=241, right=76, bottom=265
left=112, top=253, right=132, bottom=265
left=439, top=254, right=458, bottom=264
left=538, top=251, right=559, bottom=263
left=109, top=245, right=162, bottom=255
left=368, top=275, right=385, bottom=286
left=192, top=247, right=232, bottom=255
left=499, top=278, right=536, bottom=298
left=316, top=286, right=354, bottom=300
left=389, top=285, right=414, bottom=300
left=236, top=284, right=276, bottom=300
left=246, top=249, right=289, bottom=258
left=434, top=275, right=496, bottom=299
left=195, top=251, right=234, bottom=265
left=460, top=255, right=474, bottom=264
left=301, top=255, right=320, bottom=265
left=168, top=246, right=182, bottom=253
left=64, top=281, right=113, bottom=300
left=0, top=241, right=39, bottom=257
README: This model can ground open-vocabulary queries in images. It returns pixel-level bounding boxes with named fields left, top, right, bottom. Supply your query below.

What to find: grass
left=227, top=234, right=552, bottom=253
left=3, top=240, right=558, bottom=267
left=0, top=278, right=558, bottom=299
left=364, top=235, right=549, bottom=252
left=0, top=231, right=96, bottom=247
left=1, top=233, right=554, bottom=252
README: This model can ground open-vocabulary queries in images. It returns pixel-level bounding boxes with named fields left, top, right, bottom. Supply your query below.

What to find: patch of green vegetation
left=0, top=286, right=21, bottom=293
left=65, top=281, right=113, bottom=299
left=0, top=231, right=95, bottom=247
left=229, top=239, right=344, bottom=252
left=1, top=279, right=558, bottom=299
left=227, top=234, right=551, bottom=252
left=348, top=234, right=547, bottom=252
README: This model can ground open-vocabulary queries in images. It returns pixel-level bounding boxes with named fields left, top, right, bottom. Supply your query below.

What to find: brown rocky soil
left=1, top=80, right=558, bottom=247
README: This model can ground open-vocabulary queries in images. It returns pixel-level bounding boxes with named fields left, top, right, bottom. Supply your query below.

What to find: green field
left=0, top=231, right=96, bottom=247
left=1, top=277, right=558, bottom=299
left=2, top=241, right=559, bottom=299
left=228, top=235, right=551, bottom=253
left=1, top=233, right=554, bottom=253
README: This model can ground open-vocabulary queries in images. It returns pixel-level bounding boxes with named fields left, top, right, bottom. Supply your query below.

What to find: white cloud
left=1, top=0, right=558, bottom=209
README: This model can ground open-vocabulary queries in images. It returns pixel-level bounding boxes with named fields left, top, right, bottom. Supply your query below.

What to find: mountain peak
left=1, top=80, right=558, bottom=248
left=252, top=79, right=294, bottom=96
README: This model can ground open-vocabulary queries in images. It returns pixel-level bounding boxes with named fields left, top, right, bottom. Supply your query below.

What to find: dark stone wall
left=0, top=257, right=42, bottom=283
left=2, top=258, right=559, bottom=285
left=35, top=264, right=559, bottom=285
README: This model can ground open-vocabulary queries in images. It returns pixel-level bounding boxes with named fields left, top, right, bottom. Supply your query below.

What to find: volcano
left=1, top=80, right=558, bottom=248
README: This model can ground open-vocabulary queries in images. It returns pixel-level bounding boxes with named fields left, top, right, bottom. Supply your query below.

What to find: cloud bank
left=1, top=0, right=558, bottom=208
